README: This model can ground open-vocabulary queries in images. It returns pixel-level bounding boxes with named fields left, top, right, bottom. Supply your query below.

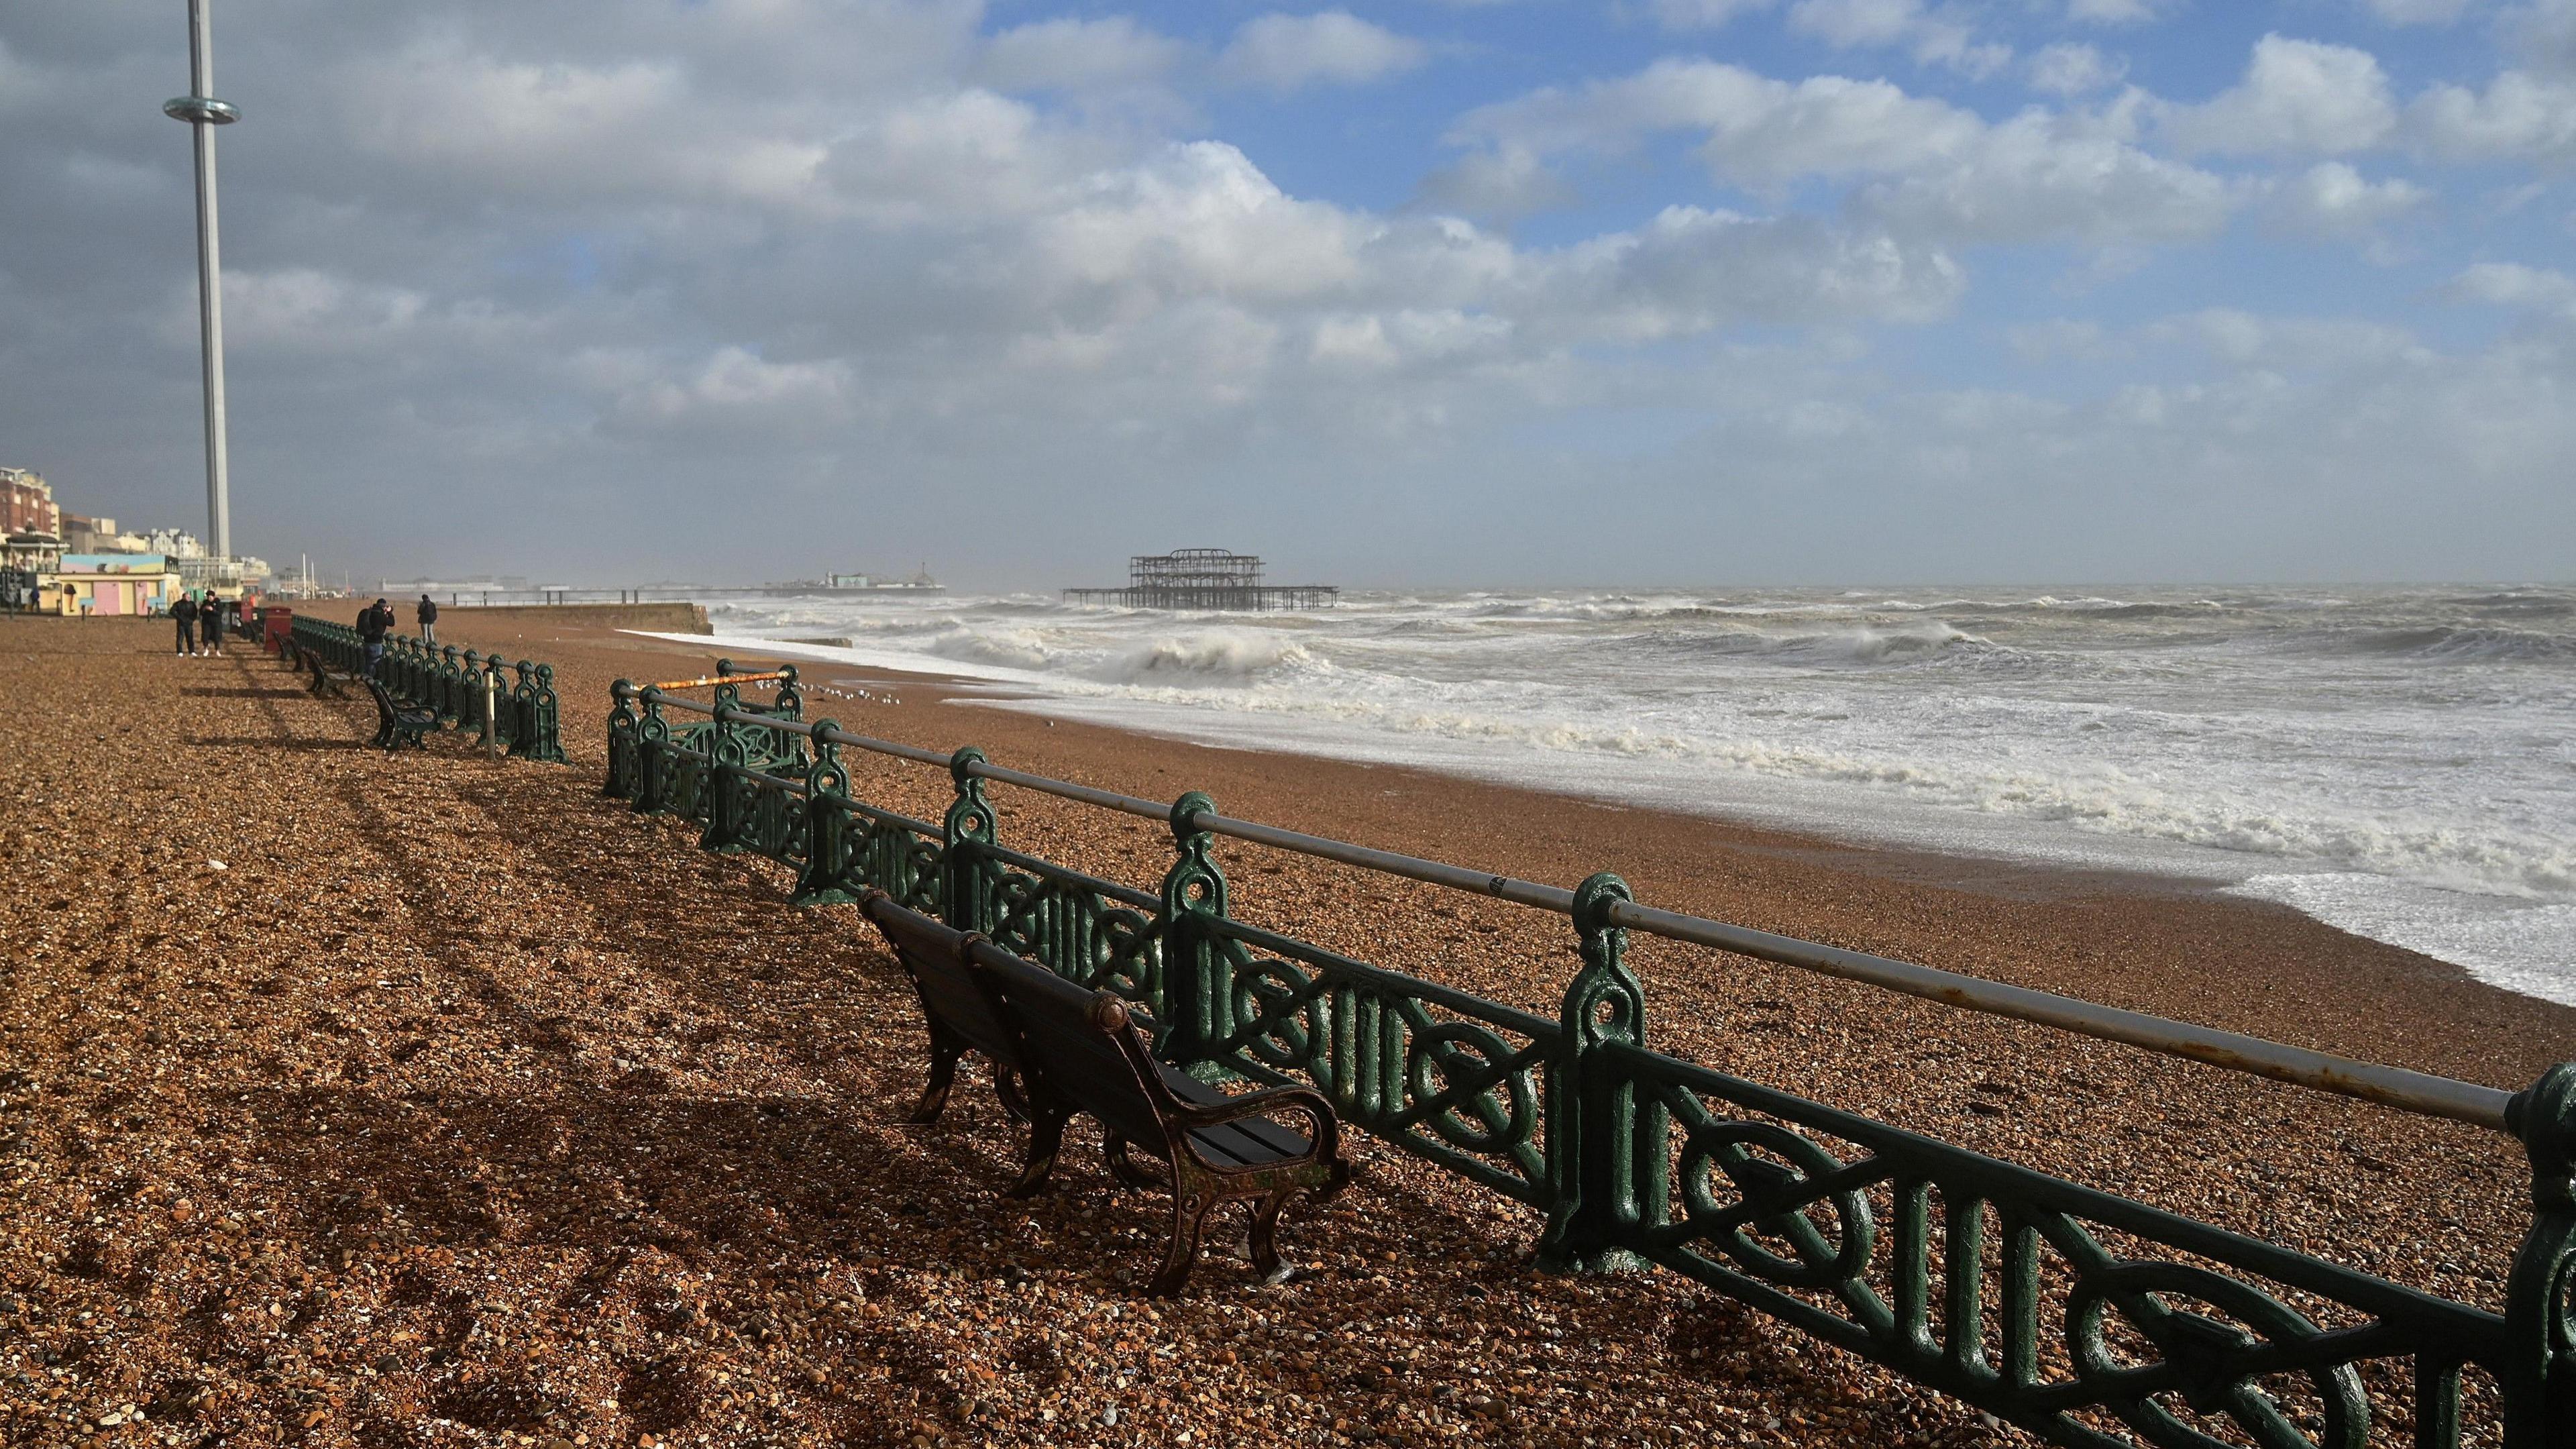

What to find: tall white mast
left=165, top=0, right=239, bottom=561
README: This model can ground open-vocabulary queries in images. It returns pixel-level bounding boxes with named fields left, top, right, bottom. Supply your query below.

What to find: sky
left=2, top=0, right=2573, bottom=590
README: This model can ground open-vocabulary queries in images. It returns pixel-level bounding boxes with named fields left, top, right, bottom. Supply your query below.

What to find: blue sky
left=2, top=0, right=2573, bottom=585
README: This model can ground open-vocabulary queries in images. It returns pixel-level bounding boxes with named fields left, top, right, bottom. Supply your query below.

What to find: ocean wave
left=2324, top=625, right=2576, bottom=663
left=1087, top=631, right=1317, bottom=684
left=1067, top=682, right=2576, bottom=902
left=924, top=624, right=1061, bottom=672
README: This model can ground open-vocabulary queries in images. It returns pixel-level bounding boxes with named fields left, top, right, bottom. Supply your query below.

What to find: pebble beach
left=3, top=608, right=2567, bottom=1448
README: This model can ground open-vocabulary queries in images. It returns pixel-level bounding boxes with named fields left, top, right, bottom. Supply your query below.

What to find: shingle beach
left=2, top=610, right=2564, bottom=1448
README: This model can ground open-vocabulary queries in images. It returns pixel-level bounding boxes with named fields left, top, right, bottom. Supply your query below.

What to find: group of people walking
left=168, top=592, right=232, bottom=657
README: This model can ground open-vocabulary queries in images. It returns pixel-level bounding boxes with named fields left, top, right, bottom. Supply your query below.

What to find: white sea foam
left=671, top=582, right=2576, bottom=1006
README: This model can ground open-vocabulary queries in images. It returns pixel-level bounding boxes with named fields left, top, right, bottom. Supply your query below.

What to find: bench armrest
left=1169, top=1084, right=1340, bottom=1165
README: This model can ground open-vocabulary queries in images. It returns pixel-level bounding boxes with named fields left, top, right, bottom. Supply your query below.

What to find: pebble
left=0, top=615, right=2546, bottom=1449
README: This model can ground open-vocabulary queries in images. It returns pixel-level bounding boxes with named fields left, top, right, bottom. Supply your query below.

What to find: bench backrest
left=365, top=678, right=403, bottom=724
left=965, top=938, right=1172, bottom=1150
left=859, top=894, right=1024, bottom=1072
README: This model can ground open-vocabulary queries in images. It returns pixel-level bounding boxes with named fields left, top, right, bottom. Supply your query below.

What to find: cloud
left=1413, top=146, right=1576, bottom=221
left=5, top=0, right=2573, bottom=588
left=1217, top=12, right=1430, bottom=93
left=2447, top=260, right=2576, bottom=315
left=977, top=16, right=1193, bottom=95
left=2265, top=162, right=2428, bottom=236
left=1784, top=0, right=2012, bottom=77
left=2410, top=70, right=2576, bottom=162
left=2165, top=36, right=2399, bottom=156
left=2027, top=42, right=2126, bottom=97
left=1450, top=60, right=2233, bottom=246
left=617, top=346, right=857, bottom=431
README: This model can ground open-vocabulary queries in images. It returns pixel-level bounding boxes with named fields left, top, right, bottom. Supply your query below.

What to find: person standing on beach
left=202, top=596, right=225, bottom=657
left=417, top=594, right=439, bottom=646
left=171, top=592, right=199, bottom=656
left=360, top=597, right=392, bottom=678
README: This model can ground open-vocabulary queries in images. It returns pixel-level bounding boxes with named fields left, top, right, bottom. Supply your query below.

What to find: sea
left=669, top=585, right=2576, bottom=1008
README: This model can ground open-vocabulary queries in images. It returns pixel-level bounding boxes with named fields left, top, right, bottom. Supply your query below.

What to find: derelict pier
left=1064, top=549, right=1338, bottom=611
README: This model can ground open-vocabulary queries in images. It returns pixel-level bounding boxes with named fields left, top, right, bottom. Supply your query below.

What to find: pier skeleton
left=1065, top=548, right=1337, bottom=611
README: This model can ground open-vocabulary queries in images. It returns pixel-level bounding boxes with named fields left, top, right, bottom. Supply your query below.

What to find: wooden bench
left=859, top=892, right=1350, bottom=1295
left=861, top=888, right=1032, bottom=1127
left=297, top=645, right=355, bottom=700
left=366, top=678, right=437, bottom=751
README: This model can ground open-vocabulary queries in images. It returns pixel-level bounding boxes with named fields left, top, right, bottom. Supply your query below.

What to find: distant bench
left=860, top=892, right=1350, bottom=1295
left=294, top=643, right=354, bottom=700
left=291, top=644, right=434, bottom=751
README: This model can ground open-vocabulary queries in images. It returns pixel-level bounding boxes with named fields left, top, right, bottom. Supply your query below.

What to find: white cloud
left=2410, top=70, right=2576, bottom=162
left=1786, top=0, right=2012, bottom=77
left=340, top=47, right=688, bottom=181
left=1514, top=207, right=1964, bottom=339
left=2509, top=0, right=2576, bottom=70
left=614, top=346, right=858, bottom=433
left=1414, top=146, right=1576, bottom=221
left=2165, top=35, right=2399, bottom=156
left=1451, top=60, right=2233, bottom=246
left=1218, top=12, right=1430, bottom=93
left=2447, top=260, right=2576, bottom=315
left=2266, top=161, right=2428, bottom=236
left=2028, top=42, right=2126, bottom=96
left=978, top=16, right=1192, bottom=94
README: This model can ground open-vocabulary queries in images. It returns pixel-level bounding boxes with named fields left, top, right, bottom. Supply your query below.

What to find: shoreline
left=303, top=601, right=2574, bottom=1079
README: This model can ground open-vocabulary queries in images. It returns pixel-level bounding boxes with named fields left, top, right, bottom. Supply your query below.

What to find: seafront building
left=49, top=553, right=182, bottom=616
left=1, top=468, right=61, bottom=537
left=1, top=464, right=268, bottom=611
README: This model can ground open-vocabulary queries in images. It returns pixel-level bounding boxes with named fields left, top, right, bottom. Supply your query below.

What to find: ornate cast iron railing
left=290, top=616, right=565, bottom=761
left=604, top=676, right=2574, bottom=1448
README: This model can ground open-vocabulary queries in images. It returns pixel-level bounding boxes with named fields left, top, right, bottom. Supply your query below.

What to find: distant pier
left=1064, top=548, right=1337, bottom=611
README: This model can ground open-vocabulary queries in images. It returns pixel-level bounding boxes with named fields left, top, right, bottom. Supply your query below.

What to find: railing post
left=940, top=746, right=995, bottom=932
left=700, top=704, right=747, bottom=853
left=525, top=664, right=566, bottom=764
left=606, top=682, right=639, bottom=798
left=633, top=692, right=669, bottom=812
left=1539, top=871, right=1660, bottom=1273
left=462, top=649, right=485, bottom=741
left=505, top=661, right=538, bottom=759
left=2504, top=1063, right=2576, bottom=1446
left=792, top=720, right=857, bottom=906
left=775, top=664, right=803, bottom=722
left=1155, top=791, right=1227, bottom=1069
left=437, top=645, right=462, bottom=725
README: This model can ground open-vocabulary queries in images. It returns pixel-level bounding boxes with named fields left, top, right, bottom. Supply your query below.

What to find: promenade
left=0, top=618, right=2010, bottom=1447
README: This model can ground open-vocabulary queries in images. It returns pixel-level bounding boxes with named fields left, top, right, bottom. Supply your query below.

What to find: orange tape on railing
left=647, top=670, right=794, bottom=691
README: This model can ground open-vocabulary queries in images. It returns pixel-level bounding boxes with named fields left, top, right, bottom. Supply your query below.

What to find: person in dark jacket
left=360, top=597, right=392, bottom=678
left=417, top=594, right=439, bottom=645
left=171, top=592, right=199, bottom=656
left=201, top=595, right=225, bottom=656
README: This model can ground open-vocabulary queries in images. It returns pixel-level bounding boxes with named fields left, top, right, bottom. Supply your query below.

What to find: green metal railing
left=606, top=669, right=2575, bottom=1448
left=290, top=616, right=566, bottom=762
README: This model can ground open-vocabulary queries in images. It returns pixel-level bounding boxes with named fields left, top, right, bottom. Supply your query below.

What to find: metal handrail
left=621, top=684, right=2518, bottom=1130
